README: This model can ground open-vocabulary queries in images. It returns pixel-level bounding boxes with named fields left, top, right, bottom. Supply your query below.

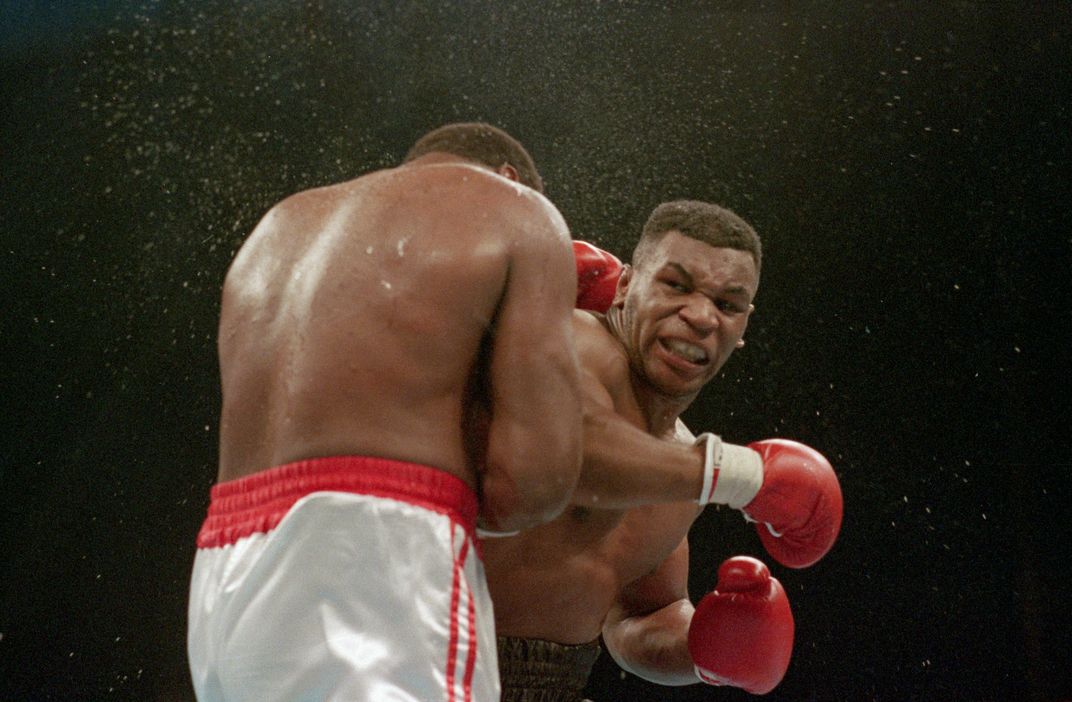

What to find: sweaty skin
left=217, top=154, right=583, bottom=531
left=483, top=233, right=759, bottom=684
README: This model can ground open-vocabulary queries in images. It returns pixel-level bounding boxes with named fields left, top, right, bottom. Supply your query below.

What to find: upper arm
left=602, top=536, right=697, bottom=683
left=488, top=195, right=579, bottom=426
left=480, top=193, right=582, bottom=525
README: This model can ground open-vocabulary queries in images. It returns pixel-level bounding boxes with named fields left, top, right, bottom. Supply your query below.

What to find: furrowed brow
left=666, top=262, right=694, bottom=285
left=668, top=261, right=752, bottom=300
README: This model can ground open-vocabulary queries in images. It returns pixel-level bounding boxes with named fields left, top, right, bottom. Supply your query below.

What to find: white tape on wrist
left=695, top=432, right=722, bottom=504
left=694, top=433, right=764, bottom=508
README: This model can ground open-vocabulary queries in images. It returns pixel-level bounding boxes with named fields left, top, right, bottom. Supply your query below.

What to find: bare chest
left=569, top=501, right=698, bottom=587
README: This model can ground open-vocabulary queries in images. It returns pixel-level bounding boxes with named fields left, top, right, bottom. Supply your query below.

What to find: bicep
left=603, top=537, right=695, bottom=680
left=477, top=201, right=582, bottom=527
left=488, top=207, right=579, bottom=417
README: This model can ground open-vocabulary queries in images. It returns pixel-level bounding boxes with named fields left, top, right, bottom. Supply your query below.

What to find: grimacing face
left=614, top=230, right=758, bottom=400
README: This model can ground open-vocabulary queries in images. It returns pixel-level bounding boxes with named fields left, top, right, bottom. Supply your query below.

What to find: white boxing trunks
left=188, top=456, right=498, bottom=702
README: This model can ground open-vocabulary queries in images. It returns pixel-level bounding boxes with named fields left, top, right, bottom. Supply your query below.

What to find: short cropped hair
left=633, top=200, right=762, bottom=272
left=403, top=122, right=543, bottom=193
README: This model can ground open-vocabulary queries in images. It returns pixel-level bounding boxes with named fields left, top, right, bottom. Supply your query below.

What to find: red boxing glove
left=744, top=439, right=843, bottom=569
left=694, top=436, right=843, bottom=569
left=687, top=556, right=794, bottom=695
left=573, top=240, right=623, bottom=312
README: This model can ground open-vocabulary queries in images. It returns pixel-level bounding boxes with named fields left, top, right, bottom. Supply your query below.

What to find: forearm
left=603, top=599, right=699, bottom=686
left=570, top=408, right=704, bottom=509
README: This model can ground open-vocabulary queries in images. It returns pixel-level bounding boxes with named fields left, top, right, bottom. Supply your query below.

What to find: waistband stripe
left=197, top=456, right=478, bottom=549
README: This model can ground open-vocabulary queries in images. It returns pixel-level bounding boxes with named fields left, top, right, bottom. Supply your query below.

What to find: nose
left=679, top=295, right=718, bottom=333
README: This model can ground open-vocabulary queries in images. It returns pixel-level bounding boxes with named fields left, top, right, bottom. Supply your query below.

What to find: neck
left=633, top=380, right=695, bottom=436
left=605, top=306, right=628, bottom=347
left=403, top=152, right=474, bottom=167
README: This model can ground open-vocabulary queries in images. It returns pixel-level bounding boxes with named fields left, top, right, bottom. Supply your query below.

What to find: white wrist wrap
left=694, top=433, right=764, bottom=508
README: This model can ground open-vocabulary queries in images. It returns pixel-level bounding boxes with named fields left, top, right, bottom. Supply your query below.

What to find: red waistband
left=196, top=456, right=479, bottom=548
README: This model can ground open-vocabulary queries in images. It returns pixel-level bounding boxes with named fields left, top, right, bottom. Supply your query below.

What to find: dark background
left=2, top=2, right=1069, bottom=700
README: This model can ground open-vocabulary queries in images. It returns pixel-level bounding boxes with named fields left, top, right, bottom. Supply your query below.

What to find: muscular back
left=217, top=160, right=573, bottom=491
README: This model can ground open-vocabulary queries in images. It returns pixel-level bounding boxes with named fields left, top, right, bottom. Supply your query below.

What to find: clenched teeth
left=664, top=339, right=708, bottom=364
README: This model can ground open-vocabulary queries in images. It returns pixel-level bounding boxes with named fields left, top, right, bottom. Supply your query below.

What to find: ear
left=735, top=304, right=756, bottom=348
left=496, top=163, right=520, bottom=182
left=611, top=264, right=633, bottom=307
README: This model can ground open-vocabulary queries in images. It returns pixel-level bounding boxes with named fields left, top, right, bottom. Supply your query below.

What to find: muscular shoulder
left=574, top=311, right=627, bottom=369
left=269, top=176, right=360, bottom=217
left=573, top=310, right=634, bottom=407
left=225, top=181, right=340, bottom=275
left=414, top=163, right=558, bottom=210
left=403, top=163, right=572, bottom=251
left=477, top=169, right=569, bottom=242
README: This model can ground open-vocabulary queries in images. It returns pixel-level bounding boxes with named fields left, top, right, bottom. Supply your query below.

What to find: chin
left=649, top=371, right=706, bottom=399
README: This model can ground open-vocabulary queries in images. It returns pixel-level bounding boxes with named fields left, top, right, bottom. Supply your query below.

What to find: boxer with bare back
left=483, top=200, right=843, bottom=700
left=187, top=123, right=583, bottom=702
